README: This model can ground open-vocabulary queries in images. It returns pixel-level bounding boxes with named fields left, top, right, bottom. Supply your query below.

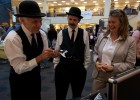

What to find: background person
left=0, top=25, right=6, bottom=40
left=53, top=7, right=90, bottom=100
left=4, top=1, right=58, bottom=100
left=47, top=24, right=57, bottom=62
left=92, top=9, right=136, bottom=93
left=48, top=24, right=57, bottom=49
left=132, top=21, right=140, bottom=66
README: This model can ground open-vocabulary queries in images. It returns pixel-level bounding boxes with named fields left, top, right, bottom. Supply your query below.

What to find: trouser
left=9, top=74, right=41, bottom=100
left=92, top=71, right=112, bottom=93
left=55, top=62, right=87, bottom=100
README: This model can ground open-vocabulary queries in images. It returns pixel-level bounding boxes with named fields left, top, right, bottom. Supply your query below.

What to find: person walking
left=92, top=9, right=136, bottom=93
left=53, top=7, right=90, bottom=100
left=4, top=1, right=58, bottom=100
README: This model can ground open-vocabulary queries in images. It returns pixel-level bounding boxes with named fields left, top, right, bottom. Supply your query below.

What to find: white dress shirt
left=53, top=26, right=90, bottom=69
left=102, top=34, right=121, bottom=65
left=4, top=24, right=48, bottom=74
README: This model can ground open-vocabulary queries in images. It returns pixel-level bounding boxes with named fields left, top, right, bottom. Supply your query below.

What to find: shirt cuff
left=84, top=65, right=88, bottom=70
left=30, top=58, right=38, bottom=67
left=54, top=63, right=58, bottom=69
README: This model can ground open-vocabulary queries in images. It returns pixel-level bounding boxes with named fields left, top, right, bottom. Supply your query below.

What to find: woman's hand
left=96, top=61, right=106, bottom=72
left=101, top=64, right=114, bottom=72
left=96, top=61, right=114, bottom=72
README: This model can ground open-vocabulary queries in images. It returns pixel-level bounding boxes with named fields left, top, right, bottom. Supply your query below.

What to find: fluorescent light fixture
left=95, top=3, right=99, bottom=5
left=38, top=2, right=42, bottom=5
left=125, top=1, right=129, bottom=3
left=61, top=1, right=66, bottom=3
left=58, top=4, right=62, bottom=5
left=53, top=2, right=57, bottom=3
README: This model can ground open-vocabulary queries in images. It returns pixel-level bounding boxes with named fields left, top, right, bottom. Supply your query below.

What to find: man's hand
left=52, top=50, right=60, bottom=58
left=36, top=48, right=53, bottom=63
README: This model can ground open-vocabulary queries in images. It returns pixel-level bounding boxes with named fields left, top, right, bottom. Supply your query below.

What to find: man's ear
left=19, top=17, right=24, bottom=23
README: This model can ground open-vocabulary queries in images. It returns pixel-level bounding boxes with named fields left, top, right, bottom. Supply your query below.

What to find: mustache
left=69, top=24, right=76, bottom=26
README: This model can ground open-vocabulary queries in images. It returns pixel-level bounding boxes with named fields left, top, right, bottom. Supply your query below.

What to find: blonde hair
left=105, top=9, right=129, bottom=40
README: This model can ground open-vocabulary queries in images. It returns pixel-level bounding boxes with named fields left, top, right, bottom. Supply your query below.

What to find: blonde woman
left=92, top=9, right=136, bottom=93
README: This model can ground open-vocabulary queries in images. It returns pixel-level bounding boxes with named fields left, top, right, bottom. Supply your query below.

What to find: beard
left=69, top=23, right=76, bottom=29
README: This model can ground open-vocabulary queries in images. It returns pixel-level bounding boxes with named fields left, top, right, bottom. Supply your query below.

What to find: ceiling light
left=71, top=0, right=75, bottom=2
left=58, top=4, right=62, bottom=5
left=125, top=1, right=129, bottom=3
left=38, top=3, right=42, bottom=5
left=53, top=2, right=57, bottom=3
left=50, top=4, right=54, bottom=6
left=95, top=3, right=99, bottom=5
left=61, top=1, right=66, bottom=3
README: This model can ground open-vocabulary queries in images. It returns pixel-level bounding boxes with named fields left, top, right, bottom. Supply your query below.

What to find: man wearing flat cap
left=4, top=1, right=59, bottom=100
left=53, top=7, right=90, bottom=100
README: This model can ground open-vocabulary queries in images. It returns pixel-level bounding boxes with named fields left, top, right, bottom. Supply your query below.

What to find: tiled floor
left=0, top=53, right=94, bottom=100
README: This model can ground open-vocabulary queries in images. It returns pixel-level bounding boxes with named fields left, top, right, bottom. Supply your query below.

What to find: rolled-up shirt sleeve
left=53, top=30, right=62, bottom=69
left=83, top=30, right=90, bottom=69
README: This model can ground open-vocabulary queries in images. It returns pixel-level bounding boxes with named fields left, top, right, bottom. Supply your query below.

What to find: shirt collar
left=107, top=33, right=122, bottom=41
left=21, top=24, right=32, bottom=38
left=68, top=26, right=78, bottom=33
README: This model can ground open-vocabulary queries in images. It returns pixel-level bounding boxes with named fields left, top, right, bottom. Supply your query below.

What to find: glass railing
left=46, top=9, right=104, bottom=17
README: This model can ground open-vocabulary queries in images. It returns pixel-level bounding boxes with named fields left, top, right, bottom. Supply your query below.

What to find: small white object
left=59, top=50, right=68, bottom=58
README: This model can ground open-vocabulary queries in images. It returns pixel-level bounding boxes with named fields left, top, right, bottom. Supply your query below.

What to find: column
left=42, top=0, right=47, bottom=14
left=104, top=0, right=111, bottom=17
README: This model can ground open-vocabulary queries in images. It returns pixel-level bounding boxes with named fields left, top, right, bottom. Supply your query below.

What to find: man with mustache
left=53, top=7, right=90, bottom=100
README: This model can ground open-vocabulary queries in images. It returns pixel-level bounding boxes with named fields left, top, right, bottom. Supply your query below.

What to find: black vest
left=60, top=28, right=85, bottom=64
left=10, top=27, right=43, bottom=78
